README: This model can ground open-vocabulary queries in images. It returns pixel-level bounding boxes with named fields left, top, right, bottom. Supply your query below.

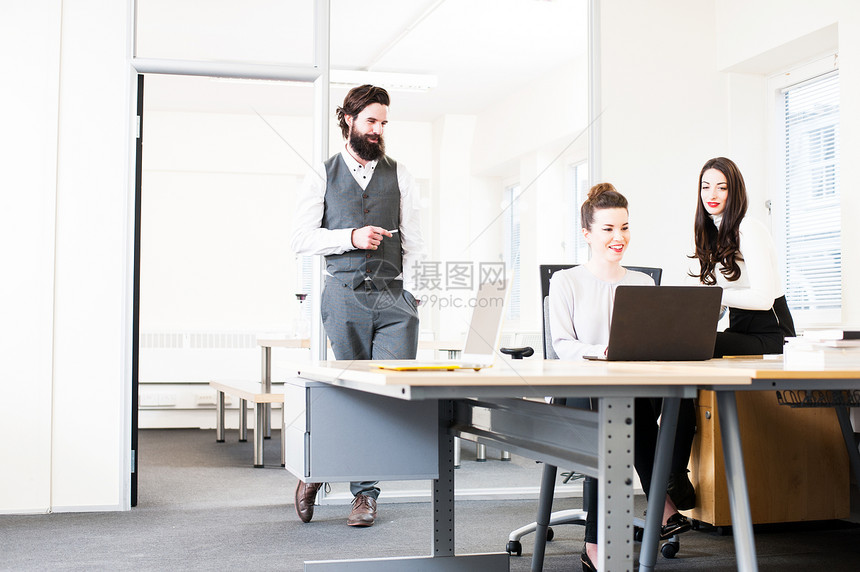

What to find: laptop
left=372, top=278, right=511, bottom=371
left=584, top=285, right=722, bottom=361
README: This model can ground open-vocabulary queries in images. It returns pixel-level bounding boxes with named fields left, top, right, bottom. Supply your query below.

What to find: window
left=503, top=184, right=521, bottom=319
left=779, top=70, right=841, bottom=318
left=566, top=161, right=590, bottom=262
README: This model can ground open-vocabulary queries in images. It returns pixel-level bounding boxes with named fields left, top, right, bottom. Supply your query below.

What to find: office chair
left=502, top=264, right=681, bottom=567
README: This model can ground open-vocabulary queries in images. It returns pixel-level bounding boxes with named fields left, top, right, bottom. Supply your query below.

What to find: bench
left=209, top=380, right=284, bottom=468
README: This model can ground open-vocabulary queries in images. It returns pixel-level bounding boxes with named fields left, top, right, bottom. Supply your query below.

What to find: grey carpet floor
left=2, top=428, right=860, bottom=571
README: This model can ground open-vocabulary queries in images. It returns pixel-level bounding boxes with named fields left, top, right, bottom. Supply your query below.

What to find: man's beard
left=349, top=128, right=385, bottom=161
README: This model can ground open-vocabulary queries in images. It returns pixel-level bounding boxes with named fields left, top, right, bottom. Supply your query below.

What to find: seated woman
left=549, top=183, right=691, bottom=572
left=690, top=157, right=796, bottom=357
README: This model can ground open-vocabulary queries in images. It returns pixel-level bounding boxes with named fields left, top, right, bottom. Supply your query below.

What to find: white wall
left=0, top=1, right=62, bottom=514
left=0, top=0, right=134, bottom=513
left=141, top=111, right=312, bottom=333
left=52, top=0, right=135, bottom=512
left=600, top=0, right=859, bottom=330
left=469, top=59, right=590, bottom=332
left=713, top=0, right=860, bottom=326
left=139, top=107, right=434, bottom=335
left=600, top=0, right=727, bottom=284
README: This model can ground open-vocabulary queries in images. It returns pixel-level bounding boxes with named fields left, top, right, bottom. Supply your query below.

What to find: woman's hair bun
left=587, top=182, right=618, bottom=201
left=581, top=182, right=627, bottom=230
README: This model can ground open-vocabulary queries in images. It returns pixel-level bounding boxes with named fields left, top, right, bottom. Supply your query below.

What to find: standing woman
left=692, top=157, right=796, bottom=357
left=549, top=183, right=691, bottom=572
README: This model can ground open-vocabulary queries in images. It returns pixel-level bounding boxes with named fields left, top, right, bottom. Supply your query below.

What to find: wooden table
left=256, top=337, right=311, bottom=442
left=209, top=380, right=284, bottom=467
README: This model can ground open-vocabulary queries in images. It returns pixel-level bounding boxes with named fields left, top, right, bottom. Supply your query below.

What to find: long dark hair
left=690, top=157, right=748, bottom=284
left=580, top=182, right=628, bottom=231
left=336, top=84, right=390, bottom=139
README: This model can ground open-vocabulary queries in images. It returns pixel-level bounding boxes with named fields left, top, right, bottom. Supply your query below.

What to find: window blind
left=569, top=161, right=589, bottom=262
left=782, top=71, right=841, bottom=311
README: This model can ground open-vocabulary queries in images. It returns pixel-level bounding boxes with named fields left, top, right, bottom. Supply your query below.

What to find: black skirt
left=713, top=295, right=796, bottom=358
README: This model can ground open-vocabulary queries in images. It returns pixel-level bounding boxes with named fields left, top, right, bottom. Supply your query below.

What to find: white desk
left=256, top=337, right=311, bottom=444
left=287, top=359, right=751, bottom=572
left=256, top=336, right=465, bottom=449
left=660, top=357, right=860, bottom=571
left=549, top=357, right=860, bottom=571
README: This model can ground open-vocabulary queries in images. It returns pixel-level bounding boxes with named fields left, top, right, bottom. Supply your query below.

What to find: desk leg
left=261, top=345, right=272, bottom=439
left=638, top=397, right=680, bottom=572
left=716, top=391, right=758, bottom=572
left=254, top=402, right=265, bottom=468
left=281, top=403, right=286, bottom=468
left=476, top=443, right=487, bottom=462
left=835, top=407, right=860, bottom=486
left=215, top=391, right=225, bottom=443
left=597, top=397, right=635, bottom=572
left=238, top=398, right=247, bottom=442
left=434, top=400, right=456, bottom=557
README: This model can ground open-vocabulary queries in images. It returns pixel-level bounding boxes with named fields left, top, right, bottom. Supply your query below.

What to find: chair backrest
left=539, top=264, right=662, bottom=359
left=623, top=266, right=662, bottom=287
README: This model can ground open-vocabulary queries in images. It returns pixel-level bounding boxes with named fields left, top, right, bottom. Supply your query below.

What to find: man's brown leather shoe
left=294, top=480, right=322, bottom=523
left=346, top=494, right=377, bottom=527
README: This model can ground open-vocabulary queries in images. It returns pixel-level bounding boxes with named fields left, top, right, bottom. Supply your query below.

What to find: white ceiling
left=138, top=0, right=587, bottom=121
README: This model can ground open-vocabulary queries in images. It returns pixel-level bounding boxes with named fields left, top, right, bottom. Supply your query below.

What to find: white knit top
left=549, top=265, right=655, bottom=360
left=710, top=214, right=783, bottom=311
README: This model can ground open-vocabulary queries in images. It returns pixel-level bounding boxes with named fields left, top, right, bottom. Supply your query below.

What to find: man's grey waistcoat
left=322, top=154, right=402, bottom=289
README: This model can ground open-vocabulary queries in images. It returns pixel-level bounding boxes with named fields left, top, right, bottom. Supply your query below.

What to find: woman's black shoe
left=661, top=513, right=692, bottom=540
left=581, top=545, right=597, bottom=572
left=667, top=470, right=696, bottom=510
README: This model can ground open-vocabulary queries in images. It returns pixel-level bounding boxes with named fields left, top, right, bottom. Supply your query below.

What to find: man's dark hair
left=336, top=84, right=390, bottom=139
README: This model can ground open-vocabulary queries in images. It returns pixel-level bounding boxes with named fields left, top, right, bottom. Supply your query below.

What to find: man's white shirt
left=290, top=146, right=426, bottom=294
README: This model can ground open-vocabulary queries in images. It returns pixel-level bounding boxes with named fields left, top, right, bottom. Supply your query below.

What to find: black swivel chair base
left=504, top=463, right=680, bottom=562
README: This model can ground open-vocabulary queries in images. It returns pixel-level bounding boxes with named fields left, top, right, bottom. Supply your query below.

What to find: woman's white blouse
left=549, top=265, right=655, bottom=360
left=711, top=215, right=783, bottom=311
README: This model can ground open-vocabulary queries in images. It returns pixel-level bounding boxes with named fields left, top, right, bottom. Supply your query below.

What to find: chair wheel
left=546, top=527, right=554, bottom=541
left=661, top=540, right=679, bottom=558
left=506, top=540, right=522, bottom=556
left=633, top=526, right=644, bottom=542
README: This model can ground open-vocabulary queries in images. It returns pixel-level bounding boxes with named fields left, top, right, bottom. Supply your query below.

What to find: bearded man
left=289, top=84, right=425, bottom=527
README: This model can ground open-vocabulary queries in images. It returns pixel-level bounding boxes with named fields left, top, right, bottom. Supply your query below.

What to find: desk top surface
left=289, top=357, right=860, bottom=385
left=626, top=356, right=860, bottom=380
left=289, top=358, right=755, bottom=387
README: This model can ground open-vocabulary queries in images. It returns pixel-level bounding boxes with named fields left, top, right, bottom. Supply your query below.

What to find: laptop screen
left=461, top=279, right=511, bottom=361
left=605, top=285, right=722, bottom=361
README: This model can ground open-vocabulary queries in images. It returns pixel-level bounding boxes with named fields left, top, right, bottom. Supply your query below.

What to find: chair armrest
left=500, top=346, right=535, bottom=360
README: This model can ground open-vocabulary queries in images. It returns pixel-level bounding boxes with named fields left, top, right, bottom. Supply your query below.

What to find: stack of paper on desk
left=784, top=331, right=860, bottom=369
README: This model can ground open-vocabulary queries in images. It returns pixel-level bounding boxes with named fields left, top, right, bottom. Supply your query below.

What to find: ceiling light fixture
left=212, top=69, right=437, bottom=92
left=330, top=69, right=437, bottom=92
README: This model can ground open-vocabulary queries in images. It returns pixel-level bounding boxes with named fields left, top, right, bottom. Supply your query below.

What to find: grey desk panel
left=284, top=378, right=438, bottom=481
left=297, top=378, right=698, bottom=402
left=453, top=398, right=600, bottom=474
